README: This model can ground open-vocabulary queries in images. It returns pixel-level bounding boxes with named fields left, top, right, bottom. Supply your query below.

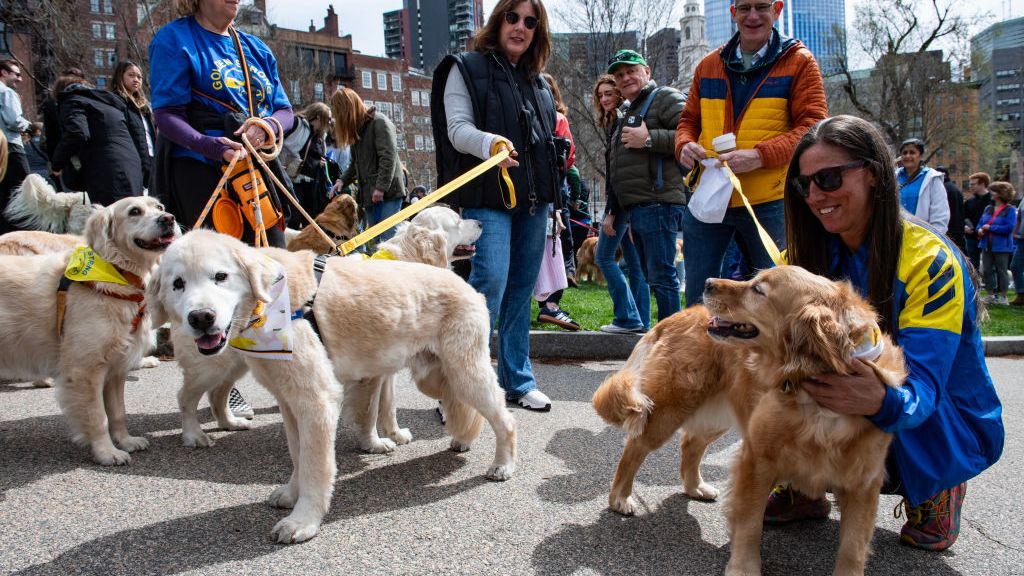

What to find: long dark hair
left=469, top=0, right=551, bottom=78
left=783, top=115, right=902, bottom=333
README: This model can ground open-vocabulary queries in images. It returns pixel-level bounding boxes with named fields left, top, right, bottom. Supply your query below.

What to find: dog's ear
left=232, top=247, right=278, bottom=303
left=783, top=304, right=848, bottom=374
left=418, top=227, right=449, bottom=268
left=145, top=269, right=170, bottom=327
left=83, top=205, right=113, bottom=249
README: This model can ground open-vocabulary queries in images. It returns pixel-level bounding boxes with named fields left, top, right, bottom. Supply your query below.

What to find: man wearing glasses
left=0, top=59, right=32, bottom=233
left=673, top=0, right=827, bottom=304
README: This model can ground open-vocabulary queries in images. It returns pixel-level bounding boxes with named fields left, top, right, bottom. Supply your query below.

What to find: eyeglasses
left=503, top=11, right=538, bottom=30
left=791, top=160, right=868, bottom=198
left=734, top=2, right=776, bottom=15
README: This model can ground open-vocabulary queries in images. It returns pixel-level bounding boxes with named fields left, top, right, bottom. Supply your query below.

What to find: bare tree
left=1, top=0, right=92, bottom=97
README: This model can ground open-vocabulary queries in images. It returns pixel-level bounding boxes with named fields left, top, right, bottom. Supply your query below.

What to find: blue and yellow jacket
left=832, top=219, right=1004, bottom=505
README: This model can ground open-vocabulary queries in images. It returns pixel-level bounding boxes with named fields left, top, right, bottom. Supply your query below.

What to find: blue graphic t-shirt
left=148, top=17, right=290, bottom=160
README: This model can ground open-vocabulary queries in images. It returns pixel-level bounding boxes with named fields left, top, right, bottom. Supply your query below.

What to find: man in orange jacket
left=674, top=0, right=827, bottom=304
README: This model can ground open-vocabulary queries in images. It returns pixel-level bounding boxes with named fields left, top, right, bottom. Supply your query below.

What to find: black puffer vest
left=431, top=51, right=559, bottom=212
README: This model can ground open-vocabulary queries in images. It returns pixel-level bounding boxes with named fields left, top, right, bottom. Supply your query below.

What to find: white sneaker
left=995, top=295, right=1010, bottom=305
left=514, top=389, right=551, bottom=412
left=600, top=323, right=645, bottom=334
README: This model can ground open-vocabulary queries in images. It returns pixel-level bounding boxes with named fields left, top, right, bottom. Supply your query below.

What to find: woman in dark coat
left=50, top=81, right=148, bottom=205
left=111, top=61, right=155, bottom=189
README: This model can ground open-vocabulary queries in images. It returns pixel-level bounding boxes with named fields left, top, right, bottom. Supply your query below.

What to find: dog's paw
left=271, top=513, right=321, bottom=544
left=182, top=429, right=214, bottom=448
left=724, top=560, right=762, bottom=576
left=221, top=417, right=253, bottom=431
left=684, top=482, right=719, bottom=501
left=449, top=438, right=471, bottom=452
left=137, top=356, right=161, bottom=369
left=31, top=378, right=54, bottom=388
left=485, top=461, right=515, bottom=481
left=386, top=428, right=413, bottom=445
left=118, top=435, right=150, bottom=452
left=360, top=437, right=397, bottom=454
left=93, top=446, right=132, bottom=466
left=267, top=484, right=298, bottom=509
left=609, top=495, right=637, bottom=516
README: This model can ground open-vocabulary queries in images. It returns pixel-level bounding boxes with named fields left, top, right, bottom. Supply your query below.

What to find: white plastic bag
left=688, top=158, right=734, bottom=224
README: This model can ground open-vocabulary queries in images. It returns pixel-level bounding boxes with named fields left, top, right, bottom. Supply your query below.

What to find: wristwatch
left=644, top=136, right=652, bottom=148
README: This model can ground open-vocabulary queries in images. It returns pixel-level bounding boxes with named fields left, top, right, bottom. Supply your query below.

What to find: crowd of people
left=0, top=0, right=1012, bottom=555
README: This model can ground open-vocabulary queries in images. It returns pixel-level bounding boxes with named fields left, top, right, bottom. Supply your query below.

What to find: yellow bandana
left=64, top=246, right=131, bottom=286
left=228, top=263, right=294, bottom=361
left=370, top=249, right=397, bottom=260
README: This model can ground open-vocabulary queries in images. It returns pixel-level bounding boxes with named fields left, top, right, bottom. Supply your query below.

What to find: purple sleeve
left=153, top=106, right=230, bottom=162
left=270, top=108, right=294, bottom=136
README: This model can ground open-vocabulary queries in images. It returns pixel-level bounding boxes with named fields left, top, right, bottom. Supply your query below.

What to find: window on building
left=300, top=48, right=314, bottom=68
left=426, top=136, right=434, bottom=151
left=90, top=0, right=100, bottom=12
left=364, top=100, right=374, bottom=109
left=105, top=23, right=115, bottom=40
left=314, top=83, right=324, bottom=102
left=92, top=22, right=102, bottom=39
left=393, top=103, right=403, bottom=123
left=997, top=83, right=1022, bottom=92
left=96, top=76, right=107, bottom=88
left=334, top=52, right=348, bottom=77
left=397, top=134, right=406, bottom=150
left=103, top=0, right=113, bottom=13
left=411, top=91, right=420, bottom=106
left=107, top=49, right=116, bottom=68
left=318, top=51, right=331, bottom=71
left=94, top=49, right=105, bottom=68
left=391, top=73, right=401, bottom=91
left=379, top=101, right=392, bottom=116
left=421, top=92, right=429, bottom=107
left=362, top=71, right=372, bottom=89
left=291, top=80, right=301, bottom=105
left=415, top=134, right=424, bottom=150
left=377, top=71, right=387, bottom=91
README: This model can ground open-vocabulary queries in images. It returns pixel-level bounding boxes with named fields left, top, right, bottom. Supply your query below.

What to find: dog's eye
left=214, top=272, right=228, bottom=283
left=752, top=283, right=766, bottom=295
left=172, top=278, right=184, bottom=291
left=129, top=207, right=142, bottom=217
left=155, top=203, right=165, bottom=211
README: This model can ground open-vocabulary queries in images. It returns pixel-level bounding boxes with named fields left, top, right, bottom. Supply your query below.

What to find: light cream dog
left=0, top=230, right=82, bottom=255
left=152, top=230, right=514, bottom=543
left=0, top=196, right=178, bottom=465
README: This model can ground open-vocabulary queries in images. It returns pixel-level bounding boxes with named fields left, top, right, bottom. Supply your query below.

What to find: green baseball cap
left=606, top=49, right=648, bottom=74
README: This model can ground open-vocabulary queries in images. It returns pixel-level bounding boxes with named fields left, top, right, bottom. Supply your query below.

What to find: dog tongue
left=196, top=333, right=225, bottom=350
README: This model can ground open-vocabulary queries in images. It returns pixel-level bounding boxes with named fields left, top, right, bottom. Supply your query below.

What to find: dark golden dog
left=286, top=193, right=359, bottom=254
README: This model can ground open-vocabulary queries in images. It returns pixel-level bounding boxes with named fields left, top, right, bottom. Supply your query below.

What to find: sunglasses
left=791, top=160, right=868, bottom=198
left=503, top=11, right=538, bottom=30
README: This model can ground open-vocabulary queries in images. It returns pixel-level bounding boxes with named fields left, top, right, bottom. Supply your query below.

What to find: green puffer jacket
left=608, top=81, right=687, bottom=208
left=340, top=109, right=406, bottom=207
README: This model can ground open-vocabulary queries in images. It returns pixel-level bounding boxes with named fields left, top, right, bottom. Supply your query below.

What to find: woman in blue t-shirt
left=148, top=0, right=294, bottom=248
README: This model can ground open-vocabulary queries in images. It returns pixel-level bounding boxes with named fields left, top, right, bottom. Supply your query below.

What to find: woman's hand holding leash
left=219, top=137, right=245, bottom=162
left=493, top=138, right=519, bottom=169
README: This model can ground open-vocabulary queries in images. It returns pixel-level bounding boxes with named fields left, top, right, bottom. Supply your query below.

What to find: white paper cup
left=712, top=133, right=737, bottom=153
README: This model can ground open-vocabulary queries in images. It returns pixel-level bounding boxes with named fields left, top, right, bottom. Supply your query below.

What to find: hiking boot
left=512, top=389, right=552, bottom=412
left=763, top=485, right=831, bottom=525
left=897, top=483, right=966, bottom=551
left=600, top=323, right=646, bottom=334
left=537, top=307, right=581, bottom=331
left=228, top=387, right=254, bottom=419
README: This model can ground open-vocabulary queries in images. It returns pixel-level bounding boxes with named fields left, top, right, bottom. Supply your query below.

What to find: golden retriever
left=286, top=193, right=360, bottom=254
left=0, top=196, right=178, bottom=465
left=2, top=173, right=97, bottom=234
left=592, top=265, right=906, bottom=576
left=151, top=230, right=515, bottom=543
left=0, top=230, right=82, bottom=255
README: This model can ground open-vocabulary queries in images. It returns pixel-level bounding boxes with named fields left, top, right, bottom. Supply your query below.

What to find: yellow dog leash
left=715, top=159, right=783, bottom=266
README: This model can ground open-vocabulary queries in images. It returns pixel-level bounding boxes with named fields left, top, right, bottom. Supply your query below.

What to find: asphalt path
left=1, top=357, right=1021, bottom=575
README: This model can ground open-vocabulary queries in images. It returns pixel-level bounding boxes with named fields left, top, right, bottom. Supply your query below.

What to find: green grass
left=532, top=281, right=1024, bottom=337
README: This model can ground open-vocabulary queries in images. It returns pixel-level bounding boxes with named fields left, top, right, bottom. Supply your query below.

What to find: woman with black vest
left=431, top=0, right=559, bottom=412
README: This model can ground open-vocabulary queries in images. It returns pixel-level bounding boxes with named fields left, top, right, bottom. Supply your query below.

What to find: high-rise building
left=972, top=16, right=1024, bottom=186
left=703, top=0, right=846, bottom=73
left=384, top=0, right=485, bottom=73
left=678, top=0, right=709, bottom=91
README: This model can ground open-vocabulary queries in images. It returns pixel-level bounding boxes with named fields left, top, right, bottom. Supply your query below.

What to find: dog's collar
left=64, top=246, right=146, bottom=290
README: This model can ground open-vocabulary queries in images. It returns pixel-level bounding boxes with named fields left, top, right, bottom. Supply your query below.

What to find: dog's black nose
left=704, top=279, right=717, bottom=294
left=158, top=214, right=176, bottom=227
left=188, top=309, right=216, bottom=331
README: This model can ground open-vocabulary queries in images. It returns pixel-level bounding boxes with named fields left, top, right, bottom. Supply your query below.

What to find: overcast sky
left=267, top=0, right=1017, bottom=58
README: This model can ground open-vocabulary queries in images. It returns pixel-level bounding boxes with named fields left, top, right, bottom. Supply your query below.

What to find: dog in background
left=286, top=193, right=360, bottom=254
left=3, top=173, right=98, bottom=234
left=575, top=236, right=623, bottom=285
left=0, top=197, right=178, bottom=465
left=593, top=265, right=905, bottom=576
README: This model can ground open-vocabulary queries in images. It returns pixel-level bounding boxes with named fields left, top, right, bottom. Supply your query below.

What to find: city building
left=704, top=0, right=846, bottom=74
left=646, top=28, right=681, bottom=87
left=972, top=16, right=1024, bottom=187
left=677, top=0, right=709, bottom=91
left=383, top=0, right=484, bottom=74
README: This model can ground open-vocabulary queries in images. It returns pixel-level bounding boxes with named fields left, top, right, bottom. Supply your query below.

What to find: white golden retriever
left=152, top=230, right=513, bottom=542
left=3, top=173, right=98, bottom=234
left=0, top=196, right=178, bottom=464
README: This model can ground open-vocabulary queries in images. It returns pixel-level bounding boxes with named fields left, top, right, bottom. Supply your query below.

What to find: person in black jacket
left=936, top=166, right=965, bottom=250
left=287, top=101, right=332, bottom=227
left=50, top=81, right=148, bottom=206
left=111, top=61, right=155, bottom=190
left=964, top=172, right=992, bottom=272
left=41, top=68, right=87, bottom=191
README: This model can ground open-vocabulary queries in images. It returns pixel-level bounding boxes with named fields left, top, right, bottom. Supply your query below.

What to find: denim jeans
left=628, top=203, right=684, bottom=320
left=366, top=198, right=403, bottom=244
left=464, top=203, right=550, bottom=399
left=682, top=199, right=786, bottom=306
left=596, top=215, right=650, bottom=330
left=1011, top=241, right=1024, bottom=295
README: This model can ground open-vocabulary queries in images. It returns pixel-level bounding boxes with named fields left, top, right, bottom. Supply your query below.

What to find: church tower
left=677, top=0, right=708, bottom=92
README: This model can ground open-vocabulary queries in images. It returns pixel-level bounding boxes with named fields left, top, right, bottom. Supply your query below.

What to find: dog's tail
left=3, top=174, right=88, bottom=233
left=591, top=340, right=653, bottom=437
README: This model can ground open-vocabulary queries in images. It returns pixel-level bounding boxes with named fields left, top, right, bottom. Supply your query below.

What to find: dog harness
left=56, top=246, right=147, bottom=337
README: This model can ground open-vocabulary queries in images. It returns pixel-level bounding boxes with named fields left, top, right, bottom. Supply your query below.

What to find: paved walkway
left=1, top=358, right=1021, bottom=575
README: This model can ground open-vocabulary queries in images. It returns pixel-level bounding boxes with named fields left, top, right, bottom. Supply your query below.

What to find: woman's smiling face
left=799, top=142, right=876, bottom=250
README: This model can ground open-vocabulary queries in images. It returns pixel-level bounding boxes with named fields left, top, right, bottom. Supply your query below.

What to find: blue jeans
left=1012, top=241, right=1024, bottom=295
left=628, top=203, right=684, bottom=320
left=463, top=203, right=550, bottom=399
left=682, top=199, right=786, bottom=306
left=367, top=198, right=403, bottom=244
left=596, top=215, right=650, bottom=330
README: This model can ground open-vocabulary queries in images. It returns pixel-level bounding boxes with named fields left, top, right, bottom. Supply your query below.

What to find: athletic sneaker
left=763, top=485, right=831, bottom=524
left=897, top=483, right=966, bottom=551
left=537, top=307, right=580, bottom=331
left=228, top=387, right=254, bottom=419
left=600, top=323, right=646, bottom=334
left=512, top=389, right=552, bottom=412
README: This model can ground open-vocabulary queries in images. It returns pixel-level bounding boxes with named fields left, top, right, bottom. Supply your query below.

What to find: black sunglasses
left=503, top=11, right=538, bottom=30
left=791, top=160, right=868, bottom=198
